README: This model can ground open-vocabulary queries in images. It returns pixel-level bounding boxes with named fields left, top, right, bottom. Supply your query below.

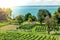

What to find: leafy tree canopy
left=15, top=14, right=24, bottom=24
left=53, top=7, right=60, bottom=24
left=37, top=9, right=51, bottom=24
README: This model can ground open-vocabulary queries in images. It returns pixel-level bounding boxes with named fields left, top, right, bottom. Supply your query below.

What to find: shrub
left=18, top=24, right=35, bottom=29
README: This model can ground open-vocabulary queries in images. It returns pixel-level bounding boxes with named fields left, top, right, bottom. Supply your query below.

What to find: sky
left=0, top=0, right=60, bottom=8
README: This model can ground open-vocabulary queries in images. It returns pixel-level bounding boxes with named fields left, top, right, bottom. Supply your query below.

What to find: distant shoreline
left=16, top=5, right=60, bottom=7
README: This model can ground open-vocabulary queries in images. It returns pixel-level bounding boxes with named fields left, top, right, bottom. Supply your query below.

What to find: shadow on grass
left=52, top=33, right=60, bottom=35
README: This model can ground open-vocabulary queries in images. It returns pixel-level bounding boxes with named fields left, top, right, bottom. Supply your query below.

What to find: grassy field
left=0, top=22, right=60, bottom=40
left=0, top=25, right=60, bottom=40
left=0, top=31, right=58, bottom=40
left=0, top=22, right=9, bottom=27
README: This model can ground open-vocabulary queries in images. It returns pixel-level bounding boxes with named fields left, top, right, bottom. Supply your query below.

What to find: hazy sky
left=0, top=0, right=60, bottom=8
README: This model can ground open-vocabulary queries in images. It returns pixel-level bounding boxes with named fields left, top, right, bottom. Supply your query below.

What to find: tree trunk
left=48, top=26, right=50, bottom=34
left=40, top=21, right=43, bottom=26
left=48, top=30, right=50, bottom=34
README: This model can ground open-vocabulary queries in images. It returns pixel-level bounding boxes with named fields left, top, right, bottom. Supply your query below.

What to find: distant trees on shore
left=14, top=7, right=60, bottom=25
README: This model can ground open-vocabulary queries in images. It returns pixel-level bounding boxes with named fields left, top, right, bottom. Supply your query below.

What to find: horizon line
left=15, top=5, right=60, bottom=7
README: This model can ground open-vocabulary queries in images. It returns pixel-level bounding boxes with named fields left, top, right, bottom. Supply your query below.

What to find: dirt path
left=0, top=25, right=18, bottom=31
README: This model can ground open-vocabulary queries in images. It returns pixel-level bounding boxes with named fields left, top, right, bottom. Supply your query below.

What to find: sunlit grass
left=0, top=22, right=9, bottom=27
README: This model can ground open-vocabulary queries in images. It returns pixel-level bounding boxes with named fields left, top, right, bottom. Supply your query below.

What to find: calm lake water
left=12, top=6, right=59, bottom=17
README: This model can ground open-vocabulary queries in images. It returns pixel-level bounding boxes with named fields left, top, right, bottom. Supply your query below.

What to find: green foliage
left=17, top=23, right=60, bottom=33
left=25, top=13, right=32, bottom=21
left=0, top=22, right=9, bottom=27
left=0, top=32, right=58, bottom=40
left=7, top=16, right=12, bottom=24
left=58, top=7, right=60, bottom=13
left=37, top=9, right=51, bottom=25
left=18, top=24, right=47, bottom=32
left=15, top=15, right=24, bottom=25
left=25, top=13, right=36, bottom=21
left=35, top=26, right=47, bottom=32
left=18, top=24, right=35, bottom=29
left=53, top=9, right=60, bottom=24
left=32, top=16, right=37, bottom=21
left=45, top=16, right=58, bottom=34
